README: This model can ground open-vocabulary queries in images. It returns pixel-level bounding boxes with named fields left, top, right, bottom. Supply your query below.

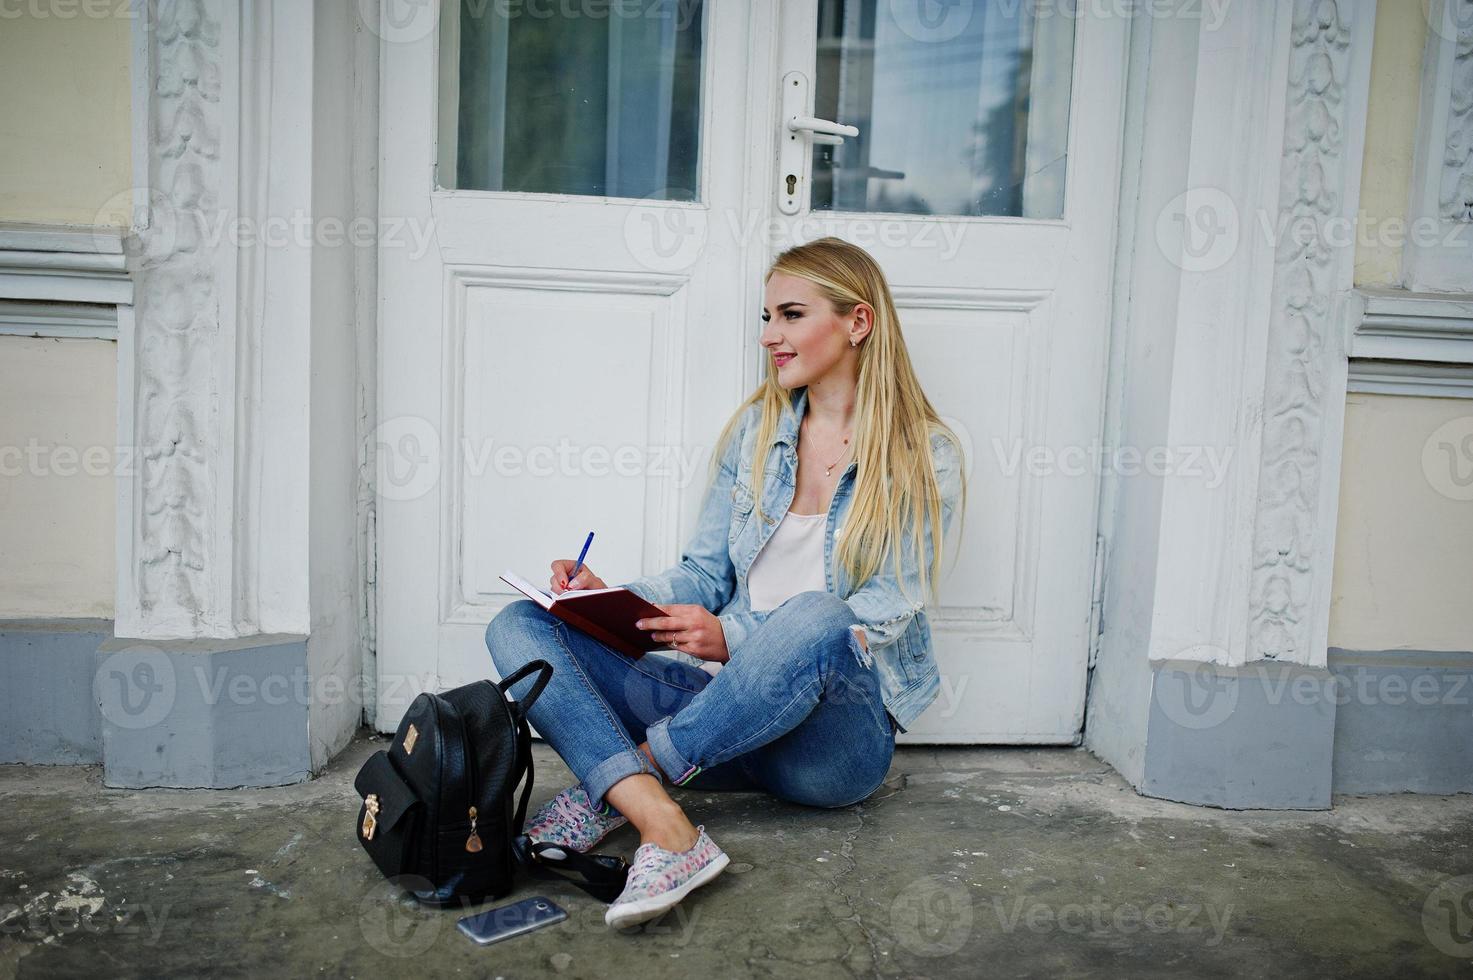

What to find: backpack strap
left=512, top=835, right=631, bottom=904
left=511, top=712, right=535, bottom=835
left=497, top=660, right=554, bottom=721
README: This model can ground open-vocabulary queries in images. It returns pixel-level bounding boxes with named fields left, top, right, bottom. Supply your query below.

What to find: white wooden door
left=771, top=2, right=1126, bottom=742
left=375, top=1, right=1126, bottom=744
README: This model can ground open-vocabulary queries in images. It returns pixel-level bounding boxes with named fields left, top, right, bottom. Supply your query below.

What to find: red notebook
left=498, top=570, right=669, bottom=660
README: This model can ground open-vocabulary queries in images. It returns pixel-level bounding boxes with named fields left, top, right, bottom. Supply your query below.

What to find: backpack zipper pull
left=465, top=805, right=483, bottom=853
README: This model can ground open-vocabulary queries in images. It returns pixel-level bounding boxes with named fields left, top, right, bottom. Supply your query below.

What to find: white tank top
left=700, top=509, right=828, bottom=677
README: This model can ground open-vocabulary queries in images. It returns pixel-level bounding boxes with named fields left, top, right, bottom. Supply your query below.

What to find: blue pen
left=566, top=531, right=594, bottom=589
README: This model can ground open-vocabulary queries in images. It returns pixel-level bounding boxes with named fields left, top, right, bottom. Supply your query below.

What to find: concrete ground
left=1, top=733, right=1470, bottom=979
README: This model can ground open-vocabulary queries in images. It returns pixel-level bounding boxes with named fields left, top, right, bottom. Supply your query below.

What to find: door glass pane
left=812, top=0, right=1073, bottom=218
left=442, top=0, right=705, bottom=200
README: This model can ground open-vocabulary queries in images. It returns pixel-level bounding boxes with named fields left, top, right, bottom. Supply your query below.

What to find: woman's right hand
left=550, top=559, right=608, bottom=594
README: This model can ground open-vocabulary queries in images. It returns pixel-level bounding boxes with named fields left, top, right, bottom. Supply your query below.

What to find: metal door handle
left=778, top=72, right=861, bottom=215
left=786, top=115, right=859, bottom=140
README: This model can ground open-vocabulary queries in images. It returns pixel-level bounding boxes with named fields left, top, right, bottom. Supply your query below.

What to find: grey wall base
left=2, top=622, right=315, bottom=788
left=1328, top=648, right=1473, bottom=795
left=1141, top=661, right=1337, bottom=809
left=0, top=620, right=112, bottom=765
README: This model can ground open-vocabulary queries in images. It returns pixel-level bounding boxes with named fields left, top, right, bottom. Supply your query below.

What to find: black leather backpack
left=353, top=661, right=552, bottom=906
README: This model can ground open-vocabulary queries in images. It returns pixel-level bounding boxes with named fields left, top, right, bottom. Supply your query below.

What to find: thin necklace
left=804, top=415, right=853, bottom=477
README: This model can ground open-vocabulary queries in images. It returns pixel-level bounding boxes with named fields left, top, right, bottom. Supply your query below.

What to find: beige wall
left=0, top=8, right=133, bottom=225
left=1330, top=393, right=1473, bottom=652
left=1330, top=10, right=1472, bottom=654
left=0, top=337, right=117, bottom=618
left=0, top=10, right=132, bottom=618
left=1353, top=1, right=1426, bottom=288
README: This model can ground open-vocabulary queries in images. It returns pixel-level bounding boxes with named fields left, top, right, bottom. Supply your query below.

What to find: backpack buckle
left=362, top=794, right=380, bottom=840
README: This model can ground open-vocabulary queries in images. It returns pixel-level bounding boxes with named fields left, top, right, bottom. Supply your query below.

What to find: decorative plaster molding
left=0, top=222, right=132, bottom=312
left=0, top=300, right=119, bottom=339
left=121, top=0, right=321, bottom=641
left=1351, top=286, right=1473, bottom=364
left=1439, top=3, right=1472, bottom=223
left=1346, top=359, right=1473, bottom=397
left=125, top=0, right=223, bottom=633
left=1405, top=0, right=1473, bottom=291
left=1248, top=0, right=1375, bottom=664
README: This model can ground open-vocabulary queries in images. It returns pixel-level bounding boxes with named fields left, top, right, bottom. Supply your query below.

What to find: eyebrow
left=763, top=301, right=808, bottom=313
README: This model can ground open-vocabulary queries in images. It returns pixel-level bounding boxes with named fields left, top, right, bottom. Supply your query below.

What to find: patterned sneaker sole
left=603, top=850, right=730, bottom=929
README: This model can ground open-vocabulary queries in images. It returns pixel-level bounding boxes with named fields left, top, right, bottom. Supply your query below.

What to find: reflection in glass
left=444, top=0, right=704, bottom=200
left=812, top=0, right=1073, bottom=218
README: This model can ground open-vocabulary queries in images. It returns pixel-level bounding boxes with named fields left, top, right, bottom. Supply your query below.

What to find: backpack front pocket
left=355, top=749, right=425, bottom=880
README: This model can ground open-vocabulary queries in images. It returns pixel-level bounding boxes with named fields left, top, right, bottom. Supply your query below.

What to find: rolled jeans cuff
left=645, top=714, right=701, bottom=786
left=581, top=745, right=659, bottom=813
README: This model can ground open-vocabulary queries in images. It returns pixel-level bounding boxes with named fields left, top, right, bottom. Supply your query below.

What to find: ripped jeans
left=484, top=589, right=897, bottom=814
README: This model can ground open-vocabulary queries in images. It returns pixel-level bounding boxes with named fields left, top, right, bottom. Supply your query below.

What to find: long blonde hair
left=706, top=237, right=968, bottom=606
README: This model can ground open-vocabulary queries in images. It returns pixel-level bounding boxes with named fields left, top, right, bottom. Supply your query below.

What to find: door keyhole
left=786, top=174, right=797, bottom=195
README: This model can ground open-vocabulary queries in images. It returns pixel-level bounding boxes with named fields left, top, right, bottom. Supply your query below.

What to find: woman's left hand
left=635, top=605, right=729, bottom=664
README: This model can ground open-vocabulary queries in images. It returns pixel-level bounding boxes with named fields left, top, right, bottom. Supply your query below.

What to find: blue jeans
left=484, top=590, right=897, bottom=815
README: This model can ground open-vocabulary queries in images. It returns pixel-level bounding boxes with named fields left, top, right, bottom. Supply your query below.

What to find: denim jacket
left=617, top=386, right=964, bottom=733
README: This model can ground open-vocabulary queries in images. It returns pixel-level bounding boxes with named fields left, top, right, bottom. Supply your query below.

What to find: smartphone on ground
left=457, top=896, right=568, bottom=946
